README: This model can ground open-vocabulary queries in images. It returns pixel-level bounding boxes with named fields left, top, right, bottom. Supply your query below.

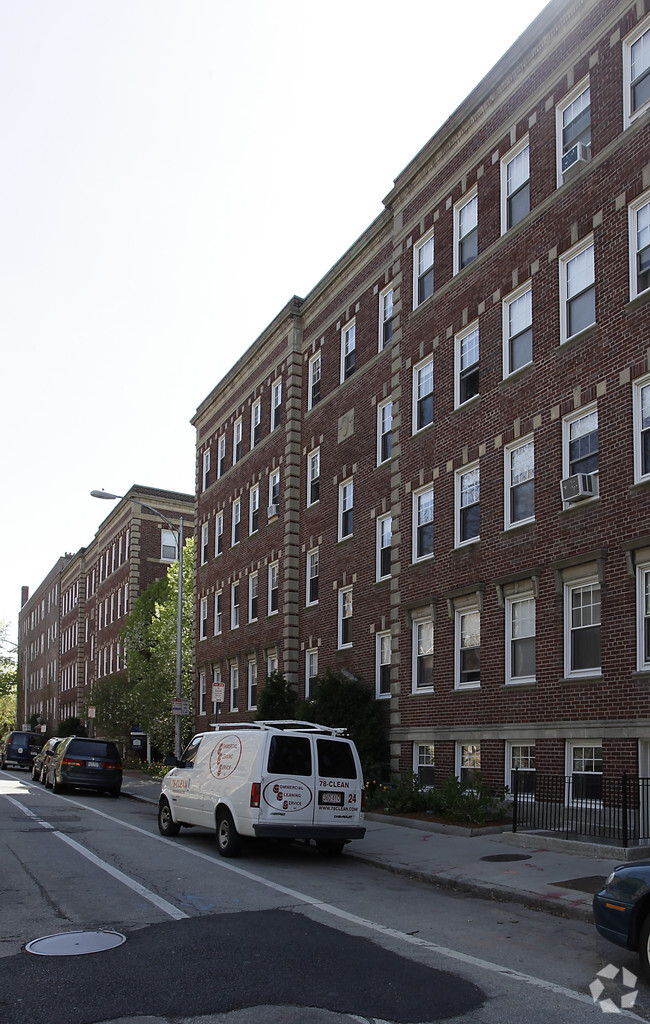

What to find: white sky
left=1, top=0, right=550, bottom=644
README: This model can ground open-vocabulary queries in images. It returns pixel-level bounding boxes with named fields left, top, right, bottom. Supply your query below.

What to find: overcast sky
left=1, top=0, right=550, bottom=644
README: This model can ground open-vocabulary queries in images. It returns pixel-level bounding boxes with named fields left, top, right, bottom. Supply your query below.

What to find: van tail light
left=250, top=782, right=261, bottom=808
left=361, top=788, right=365, bottom=812
left=62, top=758, right=84, bottom=768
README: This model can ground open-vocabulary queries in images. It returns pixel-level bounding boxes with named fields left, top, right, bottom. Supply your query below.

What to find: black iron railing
left=511, top=771, right=650, bottom=848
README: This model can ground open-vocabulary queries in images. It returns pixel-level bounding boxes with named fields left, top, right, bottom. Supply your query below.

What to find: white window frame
left=249, top=484, right=260, bottom=534
left=305, top=648, right=318, bottom=698
left=500, top=136, right=530, bottom=235
left=375, top=630, right=392, bottom=700
left=247, top=659, right=257, bottom=710
left=559, top=236, right=595, bottom=344
left=502, top=281, right=532, bottom=378
left=505, top=593, right=536, bottom=685
left=563, top=576, right=601, bottom=679
left=379, top=284, right=394, bottom=350
left=505, top=742, right=536, bottom=798
left=340, top=320, right=356, bottom=383
left=306, top=547, right=319, bottom=606
left=566, top=741, right=603, bottom=805
left=634, top=372, right=650, bottom=484
left=268, top=468, right=280, bottom=514
left=308, top=351, right=322, bottom=410
left=231, top=581, right=240, bottom=630
left=231, top=498, right=241, bottom=547
left=623, top=16, right=650, bottom=128
left=161, top=529, right=177, bottom=562
left=199, top=596, right=208, bottom=641
left=268, top=561, right=279, bottom=616
left=307, top=448, right=320, bottom=506
left=229, top=662, right=239, bottom=713
left=215, top=511, right=224, bottom=557
left=202, top=449, right=211, bottom=492
left=214, top=590, right=222, bottom=635
left=455, top=742, right=482, bottom=787
left=199, top=669, right=207, bottom=716
left=271, top=379, right=282, bottom=431
left=233, top=417, right=242, bottom=465
left=455, top=604, right=481, bottom=690
left=413, top=356, right=434, bottom=433
left=267, top=651, right=279, bottom=677
left=556, top=78, right=591, bottom=186
left=377, top=398, right=393, bottom=465
left=455, top=463, right=480, bottom=547
left=414, top=743, right=435, bottom=787
left=249, top=571, right=258, bottom=623
left=453, top=187, right=478, bottom=275
left=200, top=522, right=209, bottom=565
left=338, top=586, right=353, bottom=649
left=505, top=436, right=535, bottom=529
left=217, top=435, right=226, bottom=479
left=629, top=190, right=650, bottom=301
left=637, top=562, right=650, bottom=672
left=454, top=322, right=479, bottom=409
left=376, top=513, right=392, bottom=581
left=251, top=398, right=261, bottom=449
left=338, top=478, right=353, bottom=541
left=562, top=404, right=599, bottom=503
left=413, top=229, right=434, bottom=308
left=412, top=615, right=434, bottom=694
left=412, top=485, right=434, bottom=562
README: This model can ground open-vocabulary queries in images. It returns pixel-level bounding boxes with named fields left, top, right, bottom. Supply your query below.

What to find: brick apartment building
left=18, top=486, right=194, bottom=735
left=193, top=0, right=650, bottom=793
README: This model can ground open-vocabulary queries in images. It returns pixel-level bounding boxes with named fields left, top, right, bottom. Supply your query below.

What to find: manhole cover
left=480, top=854, right=532, bottom=862
left=25, top=930, right=126, bottom=956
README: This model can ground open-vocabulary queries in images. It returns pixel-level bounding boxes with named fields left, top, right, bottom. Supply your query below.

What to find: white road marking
left=2, top=777, right=644, bottom=1020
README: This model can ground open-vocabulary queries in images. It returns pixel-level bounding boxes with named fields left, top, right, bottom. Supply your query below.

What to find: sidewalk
left=121, top=769, right=636, bottom=923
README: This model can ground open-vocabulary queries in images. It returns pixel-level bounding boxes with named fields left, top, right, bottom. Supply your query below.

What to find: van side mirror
left=163, top=755, right=178, bottom=767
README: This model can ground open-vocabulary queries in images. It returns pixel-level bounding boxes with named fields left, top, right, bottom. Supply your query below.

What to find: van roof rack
left=209, top=720, right=348, bottom=737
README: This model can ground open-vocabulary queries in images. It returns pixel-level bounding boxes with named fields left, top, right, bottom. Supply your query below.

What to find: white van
left=158, top=720, right=366, bottom=857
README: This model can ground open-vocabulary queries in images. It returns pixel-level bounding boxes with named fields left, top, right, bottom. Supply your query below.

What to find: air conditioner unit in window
left=267, top=504, right=279, bottom=519
left=562, top=142, right=591, bottom=174
left=561, top=473, right=595, bottom=504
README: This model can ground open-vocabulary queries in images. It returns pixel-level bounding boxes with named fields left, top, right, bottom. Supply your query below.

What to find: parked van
left=0, top=731, right=45, bottom=770
left=158, top=720, right=366, bottom=857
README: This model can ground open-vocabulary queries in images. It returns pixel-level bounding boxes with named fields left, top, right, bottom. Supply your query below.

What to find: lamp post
left=91, top=489, right=184, bottom=760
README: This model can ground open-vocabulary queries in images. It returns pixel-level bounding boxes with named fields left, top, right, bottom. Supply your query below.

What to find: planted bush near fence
left=367, top=772, right=510, bottom=825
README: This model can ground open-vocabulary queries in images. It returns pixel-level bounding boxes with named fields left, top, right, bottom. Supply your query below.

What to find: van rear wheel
left=316, top=840, right=344, bottom=857
left=216, top=809, right=241, bottom=858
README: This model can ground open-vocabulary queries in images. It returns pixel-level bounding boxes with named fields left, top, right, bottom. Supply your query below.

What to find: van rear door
left=314, top=737, right=363, bottom=828
left=258, top=733, right=315, bottom=828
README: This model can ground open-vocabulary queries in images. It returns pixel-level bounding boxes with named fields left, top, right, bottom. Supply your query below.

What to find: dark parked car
left=593, top=862, right=650, bottom=980
left=46, top=736, right=122, bottom=797
left=0, top=731, right=45, bottom=770
left=31, top=737, right=62, bottom=783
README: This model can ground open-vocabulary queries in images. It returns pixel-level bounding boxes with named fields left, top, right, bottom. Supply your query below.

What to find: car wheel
left=52, top=775, right=66, bottom=795
left=108, top=788, right=120, bottom=799
left=158, top=799, right=181, bottom=837
left=216, top=808, right=242, bottom=858
left=316, top=840, right=345, bottom=857
left=639, top=915, right=650, bottom=983
left=32, top=765, right=39, bottom=781
left=39, top=766, right=47, bottom=785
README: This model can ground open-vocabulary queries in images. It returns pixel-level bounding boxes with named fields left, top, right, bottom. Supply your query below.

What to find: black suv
left=47, top=736, right=122, bottom=797
left=0, top=731, right=45, bottom=770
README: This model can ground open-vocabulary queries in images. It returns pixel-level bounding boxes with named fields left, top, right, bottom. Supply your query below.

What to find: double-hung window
left=248, top=660, right=257, bottom=710
left=249, top=484, right=260, bottom=534
left=457, top=743, right=481, bottom=787
left=307, top=448, right=320, bottom=505
left=200, top=596, right=208, bottom=641
left=306, top=548, right=319, bottom=605
left=215, top=511, right=224, bottom=556
left=456, top=606, right=480, bottom=689
left=454, top=189, right=478, bottom=273
left=376, top=631, right=391, bottom=698
left=233, top=418, right=242, bottom=464
left=413, top=230, right=434, bottom=307
left=624, top=18, right=650, bottom=127
left=200, top=522, right=209, bottom=565
left=199, top=669, right=206, bottom=716
left=306, top=649, right=318, bottom=697
left=565, top=578, right=601, bottom=677
left=414, top=357, right=433, bottom=431
left=379, top=285, right=394, bottom=348
left=455, top=323, right=479, bottom=407
left=232, top=498, right=241, bottom=546
left=338, top=586, right=353, bottom=648
left=377, top=514, right=392, bottom=580
left=268, top=562, right=279, bottom=615
left=377, top=399, right=392, bottom=464
left=230, top=662, right=239, bottom=713
left=505, top=594, right=536, bottom=684
left=413, top=486, right=433, bottom=561
left=161, top=530, right=177, bottom=561
left=251, top=399, right=261, bottom=449
left=231, top=582, right=240, bottom=629
left=557, top=80, right=590, bottom=184
left=341, top=321, right=356, bottom=382
left=560, top=237, right=595, bottom=342
left=415, top=744, right=435, bottom=787
left=271, top=380, right=282, bottom=431
left=339, top=479, right=353, bottom=540
left=505, top=437, right=535, bottom=528
left=501, top=138, right=529, bottom=233
left=637, top=562, right=650, bottom=671
left=308, top=351, right=321, bottom=409
left=634, top=374, right=650, bottom=482
left=202, top=449, right=211, bottom=492
left=629, top=191, right=650, bottom=300
left=456, top=465, right=480, bottom=545
left=503, top=283, right=532, bottom=377
left=563, top=406, right=599, bottom=501
left=218, top=435, right=226, bottom=478
left=249, top=572, right=258, bottom=622
left=269, top=468, right=280, bottom=515
left=413, top=617, right=434, bottom=692
left=214, top=591, right=222, bottom=635
left=507, top=743, right=536, bottom=796
left=568, top=743, right=603, bottom=803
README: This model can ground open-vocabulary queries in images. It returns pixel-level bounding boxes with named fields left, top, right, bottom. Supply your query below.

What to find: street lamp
left=91, top=489, right=185, bottom=760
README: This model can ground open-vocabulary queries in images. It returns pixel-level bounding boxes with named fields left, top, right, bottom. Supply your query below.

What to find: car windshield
left=67, top=740, right=120, bottom=761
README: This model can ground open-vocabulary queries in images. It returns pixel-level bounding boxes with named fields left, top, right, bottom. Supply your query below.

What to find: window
left=415, top=744, right=435, bottom=787
left=251, top=399, right=261, bottom=449
left=507, top=744, right=536, bottom=796
left=563, top=406, right=598, bottom=500
left=267, top=651, right=279, bottom=677
left=248, top=660, right=257, bottom=710
left=634, top=374, right=650, bottom=483
left=199, top=597, right=208, bottom=641
left=249, top=572, right=258, bottom=622
left=629, top=192, right=650, bottom=300
left=637, top=563, right=650, bottom=671
left=218, top=436, right=226, bottom=478
left=457, top=743, right=481, bottom=787
left=413, top=486, right=434, bottom=561
left=414, top=357, right=434, bottom=431
left=231, top=498, right=241, bottom=546
left=505, top=438, right=535, bottom=528
left=230, top=662, right=239, bottom=713
left=376, top=631, right=391, bottom=698
left=306, top=649, right=318, bottom=698
left=269, top=468, right=280, bottom=515
left=556, top=80, right=590, bottom=183
left=338, top=586, right=353, bottom=648
left=456, top=607, right=480, bottom=688
left=413, top=618, right=434, bottom=692
left=377, top=399, right=392, bottom=464
left=202, top=449, right=211, bottom=492
left=214, top=591, right=222, bottom=635
left=456, top=465, right=480, bottom=546
left=501, top=137, right=529, bottom=233
left=568, top=743, right=603, bottom=803
left=413, top=230, right=434, bottom=307
left=455, top=324, right=479, bottom=407
left=199, top=669, right=207, bottom=716
left=339, top=479, right=353, bottom=540
left=505, top=594, right=536, bottom=684
left=308, top=351, right=321, bottom=409
left=233, top=418, right=242, bottom=464
left=231, top=582, right=240, bottom=630
left=161, top=530, right=177, bottom=561
left=503, top=283, right=532, bottom=377
left=307, top=448, right=320, bottom=505
left=250, top=484, right=260, bottom=534
left=200, top=522, right=209, bottom=565
left=341, top=321, right=356, bottom=382
left=624, top=17, right=650, bottom=126
left=560, top=237, right=595, bottom=342
left=565, top=579, right=601, bottom=677
left=379, top=285, right=394, bottom=348
left=271, top=379, right=282, bottom=431
left=268, top=561, right=279, bottom=615
left=215, top=511, right=224, bottom=556
left=377, top=514, right=392, bottom=580
left=454, top=189, right=478, bottom=273
left=306, top=548, right=319, bottom=605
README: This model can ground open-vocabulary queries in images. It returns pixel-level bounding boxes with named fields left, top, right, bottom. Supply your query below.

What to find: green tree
left=254, top=671, right=299, bottom=720
left=0, top=621, right=17, bottom=735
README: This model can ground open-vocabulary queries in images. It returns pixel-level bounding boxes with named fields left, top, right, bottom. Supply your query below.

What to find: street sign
left=172, top=698, right=190, bottom=716
left=212, top=683, right=225, bottom=704
left=88, top=706, right=96, bottom=718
